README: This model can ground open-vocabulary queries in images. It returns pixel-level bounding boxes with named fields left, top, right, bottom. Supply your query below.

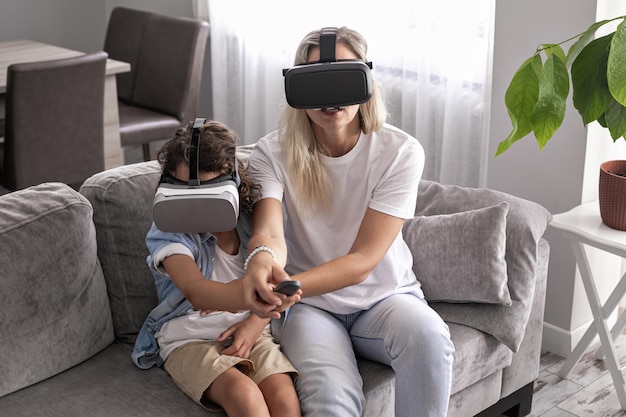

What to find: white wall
left=487, top=0, right=626, bottom=356
left=0, top=0, right=106, bottom=53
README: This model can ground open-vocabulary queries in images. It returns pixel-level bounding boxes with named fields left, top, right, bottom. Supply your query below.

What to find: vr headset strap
left=189, top=117, right=207, bottom=186
left=319, top=27, right=337, bottom=62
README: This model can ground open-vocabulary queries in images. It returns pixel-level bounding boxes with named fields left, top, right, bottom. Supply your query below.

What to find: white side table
left=549, top=201, right=626, bottom=409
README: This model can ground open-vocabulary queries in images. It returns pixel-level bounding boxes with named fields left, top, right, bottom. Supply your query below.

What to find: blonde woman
left=243, top=27, right=454, bottom=417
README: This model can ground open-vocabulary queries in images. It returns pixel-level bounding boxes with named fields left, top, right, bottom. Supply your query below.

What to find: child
left=132, top=120, right=301, bottom=417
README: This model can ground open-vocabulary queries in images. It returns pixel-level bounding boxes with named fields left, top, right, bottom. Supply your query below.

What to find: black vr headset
left=283, top=27, right=373, bottom=109
left=152, top=118, right=241, bottom=234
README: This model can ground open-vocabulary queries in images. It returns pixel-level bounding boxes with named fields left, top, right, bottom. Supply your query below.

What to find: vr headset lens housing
left=283, top=27, right=373, bottom=109
left=152, top=118, right=240, bottom=234
left=283, top=60, right=373, bottom=109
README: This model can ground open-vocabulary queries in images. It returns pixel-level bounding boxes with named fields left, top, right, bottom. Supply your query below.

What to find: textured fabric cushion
left=403, top=203, right=511, bottom=304
left=0, top=343, right=219, bottom=417
left=0, top=183, right=114, bottom=397
left=447, top=322, right=513, bottom=394
left=415, top=180, right=552, bottom=352
left=80, top=161, right=161, bottom=343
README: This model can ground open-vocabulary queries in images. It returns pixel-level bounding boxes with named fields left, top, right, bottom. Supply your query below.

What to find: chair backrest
left=103, top=7, right=151, bottom=103
left=104, top=7, right=209, bottom=122
left=1, top=51, right=107, bottom=191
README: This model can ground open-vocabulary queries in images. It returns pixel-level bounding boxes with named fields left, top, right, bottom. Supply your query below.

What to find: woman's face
left=304, top=42, right=361, bottom=134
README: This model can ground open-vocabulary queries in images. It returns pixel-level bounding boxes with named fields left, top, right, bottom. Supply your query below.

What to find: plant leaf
left=531, top=52, right=569, bottom=149
left=496, top=110, right=532, bottom=156
left=495, top=55, right=541, bottom=156
left=542, top=43, right=567, bottom=63
left=605, top=98, right=626, bottom=140
left=608, top=19, right=626, bottom=106
left=572, top=33, right=613, bottom=124
left=566, top=19, right=614, bottom=66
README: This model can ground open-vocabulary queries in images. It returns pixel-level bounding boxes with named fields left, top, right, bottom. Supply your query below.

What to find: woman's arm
left=243, top=198, right=299, bottom=313
left=245, top=198, right=404, bottom=303
left=294, top=207, right=405, bottom=296
left=163, top=250, right=298, bottom=319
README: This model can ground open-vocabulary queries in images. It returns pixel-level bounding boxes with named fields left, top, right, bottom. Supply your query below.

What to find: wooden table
left=549, top=201, right=626, bottom=410
left=0, top=39, right=130, bottom=169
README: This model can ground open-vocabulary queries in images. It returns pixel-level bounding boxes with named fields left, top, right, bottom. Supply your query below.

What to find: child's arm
left=216, top=314, right=270, bottom=359
left=161, top=254, right=247, bottom=312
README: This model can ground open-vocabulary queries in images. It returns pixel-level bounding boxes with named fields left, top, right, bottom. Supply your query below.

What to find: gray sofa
left=0, top=159, right=552, bottom=417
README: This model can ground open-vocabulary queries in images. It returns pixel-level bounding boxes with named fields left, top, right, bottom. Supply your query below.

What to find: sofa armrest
left=0, top=183, right=114, bottom=397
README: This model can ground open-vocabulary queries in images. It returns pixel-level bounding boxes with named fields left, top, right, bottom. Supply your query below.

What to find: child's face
left=172, top=164, right=221, bottom=182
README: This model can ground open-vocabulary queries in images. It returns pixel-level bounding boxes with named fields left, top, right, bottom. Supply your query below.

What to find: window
left=199, top=0, right=495, bottom=186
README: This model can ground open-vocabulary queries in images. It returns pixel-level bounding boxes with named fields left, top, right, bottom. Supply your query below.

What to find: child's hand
left=216, top=316, right=266, bottom=358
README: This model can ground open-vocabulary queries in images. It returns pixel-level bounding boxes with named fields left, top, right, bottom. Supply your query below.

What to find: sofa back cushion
left=0, top=183, right=114, bottom=397
left=412, top=180, right=552, bottom=351
left=80, top=161, right=161, bottom=344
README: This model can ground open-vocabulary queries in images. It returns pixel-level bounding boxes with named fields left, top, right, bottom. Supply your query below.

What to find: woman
left=243, top=27, right=454, bottom=417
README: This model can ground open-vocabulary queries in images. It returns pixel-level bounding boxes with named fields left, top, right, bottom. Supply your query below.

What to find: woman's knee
left=359, top=294, right=454, bottom=360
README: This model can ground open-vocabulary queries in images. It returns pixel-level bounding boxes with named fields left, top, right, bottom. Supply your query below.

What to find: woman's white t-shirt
left=248, top=123, right=425, bottom=314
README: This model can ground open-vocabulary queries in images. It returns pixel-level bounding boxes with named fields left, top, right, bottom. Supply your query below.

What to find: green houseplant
left=496, top=16, right=626, bottom=155
left=495, top=16, right=626, bottom=230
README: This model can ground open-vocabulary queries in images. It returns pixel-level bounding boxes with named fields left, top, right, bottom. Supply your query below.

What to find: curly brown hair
left=156, top=120, right=261, bottom=210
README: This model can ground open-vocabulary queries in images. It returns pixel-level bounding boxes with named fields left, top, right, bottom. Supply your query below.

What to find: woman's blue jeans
left=273, top=293, right=455, bottom=417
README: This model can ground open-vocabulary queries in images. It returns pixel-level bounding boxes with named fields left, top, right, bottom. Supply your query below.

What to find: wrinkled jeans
left=273, top=293, right=454, bottom=417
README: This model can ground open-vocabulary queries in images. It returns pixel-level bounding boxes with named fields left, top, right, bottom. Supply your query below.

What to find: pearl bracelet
left=243, top=245, right=276, bottom=271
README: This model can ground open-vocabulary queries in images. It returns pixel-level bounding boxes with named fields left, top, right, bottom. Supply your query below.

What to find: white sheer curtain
left=194, top=0, right=494, bottom=187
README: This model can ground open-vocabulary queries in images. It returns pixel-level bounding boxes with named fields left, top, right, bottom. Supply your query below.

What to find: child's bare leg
left=205, top=367, right=270, bottom=417
left=259, top=373, right=301, bottom=417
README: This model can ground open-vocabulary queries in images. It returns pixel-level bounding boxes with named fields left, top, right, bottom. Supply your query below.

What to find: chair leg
left=142, top=143, right=151, bottom=161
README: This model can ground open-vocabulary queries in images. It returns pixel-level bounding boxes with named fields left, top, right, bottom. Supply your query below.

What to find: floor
left=531, top=334, right=626, bottom=417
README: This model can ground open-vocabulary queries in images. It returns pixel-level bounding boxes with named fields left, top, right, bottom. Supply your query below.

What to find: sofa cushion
left=80, top=161, right=161, bottom=343
left=403, top=203, right=511, bottom=305
left=0, top=183, right=114, bottom=397
left=0, top=342, right=217, bottom=417
left=414, top=180, right=552, bottom=351
left=448, top=322, right=512, bottom=394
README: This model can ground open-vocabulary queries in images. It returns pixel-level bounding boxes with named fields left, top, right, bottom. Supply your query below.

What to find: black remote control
left=221, top=336, right=234, bottom=347
left=273, top=280, right=301, bottom=296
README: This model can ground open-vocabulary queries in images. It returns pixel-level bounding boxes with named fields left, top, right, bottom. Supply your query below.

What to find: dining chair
left=0, top=51, right=107, bottom=192
left=104, top=7, right=209, bottom=162
left=0, top=97, right=5, bottom=137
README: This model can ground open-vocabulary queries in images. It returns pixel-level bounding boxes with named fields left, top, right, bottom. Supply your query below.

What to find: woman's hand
left=244, top=198, right=300, bottom=318
left=242, top=252, right=299, bottom=318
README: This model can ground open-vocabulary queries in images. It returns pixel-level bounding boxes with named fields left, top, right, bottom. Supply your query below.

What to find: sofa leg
left=474, top=382, right=534, bottom=417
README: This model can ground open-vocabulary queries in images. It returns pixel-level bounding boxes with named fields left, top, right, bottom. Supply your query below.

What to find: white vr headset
left=152, top=118, right=241, bottom=234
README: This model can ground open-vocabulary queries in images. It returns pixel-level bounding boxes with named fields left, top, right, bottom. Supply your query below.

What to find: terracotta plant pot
left=599, top=160, right=626, bottom=231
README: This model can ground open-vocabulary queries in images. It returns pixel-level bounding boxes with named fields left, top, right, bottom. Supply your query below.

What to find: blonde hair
left=280, top=27, right=387, bottom=213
